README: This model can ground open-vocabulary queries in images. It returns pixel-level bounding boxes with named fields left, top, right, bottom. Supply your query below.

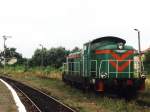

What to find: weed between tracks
left=0, top=67, right=150, bottom=112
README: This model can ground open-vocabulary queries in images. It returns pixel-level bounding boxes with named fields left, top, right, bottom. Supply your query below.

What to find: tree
left=145, top=50, right=150, bottom=63
left=30, top=47, right=69, bottom=68
left=46, top=47, right=68, bottom=68
left=72, top=46, right=81, bottom=52
left=0, top=47, right=26, bottom=65
left=143, top=50, right=150, bottom=74
left=45, top=47, right=69, bottom=68
left=29, top=48, right=47, bottom=67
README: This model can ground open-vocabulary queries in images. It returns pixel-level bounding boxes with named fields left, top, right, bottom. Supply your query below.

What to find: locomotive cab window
left=117, top=42, right=124, bottom=49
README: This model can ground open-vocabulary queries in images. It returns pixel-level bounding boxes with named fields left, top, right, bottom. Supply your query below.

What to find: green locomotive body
left=63, top=36, right=146, bottom=93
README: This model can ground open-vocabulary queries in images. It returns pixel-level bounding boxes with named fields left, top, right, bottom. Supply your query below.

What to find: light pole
left=39, top=44, right=44, bottom=71
left=2, top=35, right=12, bottom=74
left=134, top=29, right=142, bottom=76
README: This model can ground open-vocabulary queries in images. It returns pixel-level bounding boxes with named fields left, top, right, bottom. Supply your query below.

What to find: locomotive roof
left=91, top=36, right=126, bottom=44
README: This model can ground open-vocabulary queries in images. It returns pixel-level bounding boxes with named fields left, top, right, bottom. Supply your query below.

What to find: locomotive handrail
left=99, top=60, right=140, bottom=78
left=63, top=62, right=80, bottom=74
left=63, top=63, right=67, bottom=72
left=90, top=60, right=98, bottom=77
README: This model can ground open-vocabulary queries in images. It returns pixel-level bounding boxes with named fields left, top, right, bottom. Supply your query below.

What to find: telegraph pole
left=2, top=35, right=12, bottom=74
left=134, top=29, right=142, bottom=76
left=39, top=44, right=44, bottom=74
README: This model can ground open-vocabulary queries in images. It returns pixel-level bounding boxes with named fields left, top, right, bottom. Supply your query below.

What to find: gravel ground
left=0, top=81, right=17, bottom=112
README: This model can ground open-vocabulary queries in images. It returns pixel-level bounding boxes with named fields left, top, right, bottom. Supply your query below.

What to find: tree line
left=0, top=46, right=81, bottom=68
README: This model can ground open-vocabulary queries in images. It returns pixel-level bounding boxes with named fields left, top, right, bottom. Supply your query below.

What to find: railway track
left=0, top=76, right=76, bottom=112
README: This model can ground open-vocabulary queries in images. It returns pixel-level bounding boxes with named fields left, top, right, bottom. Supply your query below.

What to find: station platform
left=0, top=81, right=17, bottom=112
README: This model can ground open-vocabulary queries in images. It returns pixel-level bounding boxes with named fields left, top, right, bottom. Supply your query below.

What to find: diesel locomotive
left=62, top=36, right=146, bottom=93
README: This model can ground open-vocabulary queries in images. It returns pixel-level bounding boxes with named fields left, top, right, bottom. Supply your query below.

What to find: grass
left=137, top=75, right=150, bottom=106
left=0, top=65, right=61, bottom=79
left=0, top=66, right=150, bottom=112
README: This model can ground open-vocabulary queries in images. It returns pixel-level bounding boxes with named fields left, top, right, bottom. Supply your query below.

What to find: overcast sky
left=0, top=0, right=150, bottom=58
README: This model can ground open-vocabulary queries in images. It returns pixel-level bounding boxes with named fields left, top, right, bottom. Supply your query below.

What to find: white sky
left=0, top=0, right=150, bottom=58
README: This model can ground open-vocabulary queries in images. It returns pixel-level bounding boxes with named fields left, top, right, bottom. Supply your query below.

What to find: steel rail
left=0, top=76, right=76, bottom=112
left=12, top=84, right=42, bottom=112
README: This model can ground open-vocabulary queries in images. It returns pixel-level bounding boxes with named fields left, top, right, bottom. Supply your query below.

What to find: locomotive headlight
left=92, top=79, right=95, bottom=84
left=118, top=43, right=124, bottom=49
left=100, top=72, right=108, bottom=79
